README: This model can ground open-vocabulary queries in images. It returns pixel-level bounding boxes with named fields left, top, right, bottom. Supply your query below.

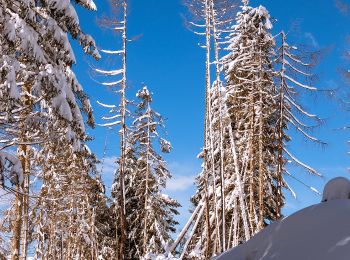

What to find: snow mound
left=322, top=177, right=350, bottom=202
left=216, top=199, right=350, bottom=260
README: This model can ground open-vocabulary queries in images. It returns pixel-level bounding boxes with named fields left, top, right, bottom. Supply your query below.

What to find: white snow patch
left=216, top=199, right=350, bottom=260
left=322, top=177, right=350, bottom=202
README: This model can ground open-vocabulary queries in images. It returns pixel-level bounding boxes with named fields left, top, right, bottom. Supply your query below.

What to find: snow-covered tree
left=93, top=0, right=130, bottom=257
left=122, top=87, right=180, bottom=259
left=223, top=2, right=279, bottom=235
left=173, top=1, right=238, bottom=258
left=171, top=1, right=321, bottom=258
left=0, top=0, right=100, bottom=258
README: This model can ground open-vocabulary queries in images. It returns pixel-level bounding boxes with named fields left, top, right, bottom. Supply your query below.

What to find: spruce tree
left=0, top=0, right=100, bottom=258
left=126, top=87, right=180, bottom=259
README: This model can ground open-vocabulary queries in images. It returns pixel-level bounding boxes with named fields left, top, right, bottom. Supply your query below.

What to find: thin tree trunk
left=11, top=83, right=32, bottom=260
left=210, top=0, right=226, bottom=250
left=167, top=201, right=204, bottom=254
left=20, top=145, right=30, bottom=260
left=228, top=123, right=250, bottom=241
left=179, top=206, right=205, bottom=260
left=203, top=0, right=212, bottom=256
left=117, top=2, right=128, bottom=259
left=276, top=31, right=286, bottom=219
left=11, top=184, right=22, bottom=260
left=258, top=47, right=265, bottom=230
left=142, top=103, right=151, bottom=255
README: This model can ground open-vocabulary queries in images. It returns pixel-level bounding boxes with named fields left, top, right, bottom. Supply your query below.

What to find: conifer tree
left=125, top=87, right=180, bottom=259
left=170, top=1, right=321, bottom=258
left=0, top=0, right=100, bottom=258
left=223, top=1, right=278, bottom=235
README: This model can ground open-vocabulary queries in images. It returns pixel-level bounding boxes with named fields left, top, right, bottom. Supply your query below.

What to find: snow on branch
left=284, top=148, right=321, bottom=177
left=100, top=49, right=124, bottom=55
left=284, top=75, right=317, bottom=90
left=0, top=152, right=23, bottom=186
left=97, top=101, right=116, bottom=109
left=94, top=68, right=124, bottom=76
left=100, top=80, right=123, bottom=86
left=76, top=0, right=97, bottom=10
left=102, top=114, right=121, bottom=120
left=285, top=170, right=321, bottom=196
left=97, top=121, right=121, bottom=127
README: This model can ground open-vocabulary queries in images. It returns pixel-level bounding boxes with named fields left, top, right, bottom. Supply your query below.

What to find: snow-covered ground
left=216, top=177, right=350, bottom=260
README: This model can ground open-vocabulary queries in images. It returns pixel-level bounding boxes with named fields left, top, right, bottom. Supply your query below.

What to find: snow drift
left=216, top=179, right=350, bottom=260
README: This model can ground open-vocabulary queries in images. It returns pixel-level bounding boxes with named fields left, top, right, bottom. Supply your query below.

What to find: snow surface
left=322, top=177, right=350, bottom=202
left=216, top=192, right=350, bottom=259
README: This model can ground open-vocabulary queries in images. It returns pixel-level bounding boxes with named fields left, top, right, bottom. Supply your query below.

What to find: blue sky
left=71, top=0, right=350, bottom=228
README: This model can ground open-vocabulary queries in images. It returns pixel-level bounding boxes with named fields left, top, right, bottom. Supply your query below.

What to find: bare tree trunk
left=20, top=144, right=30, bottom=260
left=11, top=184, right=22, bottom=260
left=258, top=77, right=265, bottom=230
left=228, top=124, right=250, bottom=241
left=11, top=83, right=32, bottom=260
left=142, top=104, right=151, bottom=255
left=203, top=0, right=212, bottom=256
left=276, top=32, right=287, bottom=219
left=210, top=0, right=226, bottom=250
left=117, top=2, right=128, bottom=259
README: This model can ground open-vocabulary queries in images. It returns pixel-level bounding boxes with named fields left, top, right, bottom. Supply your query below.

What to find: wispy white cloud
left=304, top=32, right=319, bottom=48
left=166, top=161, right=198, bottom=192
left=166, top=175, right=196, bottom=192
left=97, top=156, right=117, bottom=178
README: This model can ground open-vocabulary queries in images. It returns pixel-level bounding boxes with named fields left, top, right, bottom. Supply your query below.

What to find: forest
left=0, top=0, right=349, bottom=259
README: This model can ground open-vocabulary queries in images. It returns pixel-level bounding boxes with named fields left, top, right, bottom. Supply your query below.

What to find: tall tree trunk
left=11, top=184, right=22, bottom=260
left=276, top=31, right=287, bottom=219
left=118, top=2, right=128, bottom=259
left=20, top=144, right=30, bottom=260
left=258, top=75, right=265, bottom=230
left=142, top=104, right=151, bottom=255
left=210, top=0, right=226, bottom=250
left=203, top=0, right=212, bottom=256
left=11, top=83, right=32, bottom=260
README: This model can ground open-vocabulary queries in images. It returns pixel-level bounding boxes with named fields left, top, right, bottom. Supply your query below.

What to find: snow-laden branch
left=284, top=148, right=321, bottom=176
left=97, top=101, right=116, bottom=108
left=189, top=21, right=206, bottom=27
left=284, top=75, right=316, bottom=90
left=100, top=80, right=123, bottom=86
left=285, top=170, right=321, bottom=196
left=102, top=114, right=121, bottom=120
left=94, top=68, right=124, bottom=76
left=284, top=95, right=317, bottom=118
left=0, top=151, right=23, bottom=186
left=100, top=49, right=124, bottom=55
left=97, top=121, right=121, bottom=127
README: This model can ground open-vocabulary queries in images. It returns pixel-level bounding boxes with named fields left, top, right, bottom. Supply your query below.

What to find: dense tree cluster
left=167, top=1, right=321, bottom=259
